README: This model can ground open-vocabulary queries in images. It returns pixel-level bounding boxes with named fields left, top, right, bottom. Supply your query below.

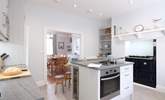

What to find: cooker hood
left=0, top=31, right=9, bottom=41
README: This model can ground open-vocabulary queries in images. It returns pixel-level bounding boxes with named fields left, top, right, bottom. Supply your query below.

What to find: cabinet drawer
left=120, top=65, right=132, bottom=74
left=121, top=84, right=133, bottom=98
left=120, top=73, right=133, bottom=83
left=120, top=65, right=133, bottom=86
left=121, top=75, right=133, bottom=89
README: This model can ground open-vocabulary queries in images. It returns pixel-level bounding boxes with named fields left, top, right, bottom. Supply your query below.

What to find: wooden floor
left=133, top=84, right=165, bottom=100
left=40, top=77, right=165, bottom=100
left=39, top=76, right=73, bottom=100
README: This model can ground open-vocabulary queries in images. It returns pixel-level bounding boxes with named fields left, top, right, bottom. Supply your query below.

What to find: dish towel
left=88, top=63, right=102, bottom=68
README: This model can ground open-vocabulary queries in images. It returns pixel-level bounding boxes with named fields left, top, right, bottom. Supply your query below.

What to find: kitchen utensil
left=0, top=57, right=4, bottom=70
left=1, top=53, right=9, bottom=60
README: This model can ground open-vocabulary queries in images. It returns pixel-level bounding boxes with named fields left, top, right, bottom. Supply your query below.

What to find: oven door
left=100, top=73, right=120, bottom=100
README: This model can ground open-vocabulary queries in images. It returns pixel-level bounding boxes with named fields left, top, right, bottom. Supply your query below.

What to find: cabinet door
left=125, top=58, right=138, bottom=82
left=137, top=71, right=156, bottom=88
left=138, top=60, right=155, bottom=72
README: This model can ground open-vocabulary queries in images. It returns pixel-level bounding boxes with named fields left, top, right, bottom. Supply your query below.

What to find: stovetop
left=128, top=55, right=154, bottom=59
left=99, top=60, right=117, bottom=66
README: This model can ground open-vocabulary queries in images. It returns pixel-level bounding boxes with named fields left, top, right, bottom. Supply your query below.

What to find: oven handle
left=101, top=74, right=120, bottom=81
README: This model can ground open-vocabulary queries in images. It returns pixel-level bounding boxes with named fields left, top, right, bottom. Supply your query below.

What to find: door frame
left=43, top=27, right=82, bottom=82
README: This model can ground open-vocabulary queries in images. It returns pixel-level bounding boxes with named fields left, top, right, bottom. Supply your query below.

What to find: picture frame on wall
left=58, top=42, right=64, bottom=49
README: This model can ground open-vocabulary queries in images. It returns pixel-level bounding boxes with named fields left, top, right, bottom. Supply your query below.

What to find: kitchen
left=0, top=0, right=165, bottom=100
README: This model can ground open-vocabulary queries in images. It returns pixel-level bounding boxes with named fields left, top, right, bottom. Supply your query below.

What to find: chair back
left=51, top=57, right=68, bottom=75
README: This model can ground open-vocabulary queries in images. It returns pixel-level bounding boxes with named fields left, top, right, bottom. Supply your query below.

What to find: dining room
left=45, top=30, right=81, bottom=95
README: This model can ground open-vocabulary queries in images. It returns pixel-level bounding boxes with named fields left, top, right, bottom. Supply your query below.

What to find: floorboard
left=40, top=77, right=165, bottom=100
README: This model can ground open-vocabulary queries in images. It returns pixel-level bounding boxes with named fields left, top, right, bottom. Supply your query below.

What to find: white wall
left=157, top=38, right=165, bottom=87
left=25, top=1, right=103, bottom=81
left=56, top=32, right=71, bottom=55
left=0, top=0, right=25, bottom=65
left=125, top=40, right=153, bottom=56
left=0, top=42, right=25, bottom=65
left=112, top=2, right=165, bottom=88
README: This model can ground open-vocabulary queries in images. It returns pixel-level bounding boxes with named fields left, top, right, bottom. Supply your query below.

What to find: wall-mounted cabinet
left=99, top=27, right=112, bottom=56
left=0, top=0, right=9, bottom=41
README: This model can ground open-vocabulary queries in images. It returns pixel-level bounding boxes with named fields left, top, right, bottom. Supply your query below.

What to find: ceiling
left=31, top=0, right=163, bottom=19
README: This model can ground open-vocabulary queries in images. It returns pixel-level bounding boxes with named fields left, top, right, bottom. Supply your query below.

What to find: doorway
left=46, top=31, right=81, bottom=80
left=44, top=29, right=81, bottom=97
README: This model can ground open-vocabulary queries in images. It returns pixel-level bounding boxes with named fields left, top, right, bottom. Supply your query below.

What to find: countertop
left=71, top=59, right=134, bottom=70
left=0, top=76, right=44, bottom=100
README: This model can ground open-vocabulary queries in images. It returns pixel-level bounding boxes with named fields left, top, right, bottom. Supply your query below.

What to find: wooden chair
left=64, top=63, right=71, bottom=88
left=51, top=58, right=65, bottom=94
left=47, top=58, right=53, bottom=76
left=63, top=58, right=72, bottom=88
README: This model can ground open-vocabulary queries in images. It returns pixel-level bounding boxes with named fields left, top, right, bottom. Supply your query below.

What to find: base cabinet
left=72, top=64, right=133, bottom=100
left=110, top=65, right=133, bottom=100
left=114, top=65, right=133, bottom=100
left=126, top=57, right=156, bottom=88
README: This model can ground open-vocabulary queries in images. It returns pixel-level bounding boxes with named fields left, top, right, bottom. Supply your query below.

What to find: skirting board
left=156, top=85, right=165, bottom=93
left=134, top=83, right=165, bottom=93
left=36, top=80, right=47, bottom=87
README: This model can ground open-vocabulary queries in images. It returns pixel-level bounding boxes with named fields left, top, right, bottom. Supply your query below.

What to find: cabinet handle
left=125, top=74, right=129, bottom=77
left=144, top=62, right=147, bottom=65
left=124, top=68, right=129, bottom=70
left=124, top=86, right=129, bottom=90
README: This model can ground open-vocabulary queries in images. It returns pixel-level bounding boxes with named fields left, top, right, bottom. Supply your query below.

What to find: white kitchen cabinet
left=111, top=65, right=133, bottom=100
left=120, top=65, right=133, bottom=100
left=0, top=0, right=9, bottom=40
left=78, top=66, right=100, bottom=100
left=72, top=62, right=134, bottom=100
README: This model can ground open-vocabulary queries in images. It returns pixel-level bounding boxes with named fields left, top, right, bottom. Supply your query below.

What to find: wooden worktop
left=0, top=76, right=44, bottom=100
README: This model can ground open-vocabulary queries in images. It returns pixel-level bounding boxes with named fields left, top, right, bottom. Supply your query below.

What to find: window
left=47, top=34, right=53, bottom=55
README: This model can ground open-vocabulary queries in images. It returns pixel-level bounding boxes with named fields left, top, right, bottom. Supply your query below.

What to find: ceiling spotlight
left=88, top=9, right=93, bottom=13
left=99, top=13, right=103, bottom=17
left=54, top=0, right=61, bottom=3
left=73, top=4, right=78, bottom=8
left=73, top=0, right=78, bottom=8
left=129, top=0, right=134, bottom=5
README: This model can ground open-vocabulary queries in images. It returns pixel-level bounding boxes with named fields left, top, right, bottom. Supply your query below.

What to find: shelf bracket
left=161, top=30, right=165, bottom=36
left=135, top=34, right=142, bottom=39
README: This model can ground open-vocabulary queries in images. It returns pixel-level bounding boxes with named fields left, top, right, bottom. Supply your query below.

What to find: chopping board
left=0, top=69, right=31, bottom=80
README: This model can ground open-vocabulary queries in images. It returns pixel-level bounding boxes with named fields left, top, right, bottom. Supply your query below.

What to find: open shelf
left=100, top=40, right=111, bottom=42
left=99, top=27, right=112, bottom=55
left=112, top=27, right=165, bottom=38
